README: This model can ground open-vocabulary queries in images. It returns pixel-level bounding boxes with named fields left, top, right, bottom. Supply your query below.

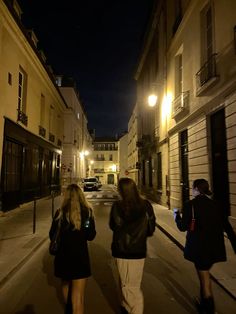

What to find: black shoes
left=195, top=296, right=215, bottom=314
left=120, top=305, right=128, bottom=314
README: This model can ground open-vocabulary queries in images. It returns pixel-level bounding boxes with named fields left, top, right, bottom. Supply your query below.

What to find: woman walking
left=49, top=184, right=96, bottom=314
left=109, top=177, right=156, bottom=314
left=174, top=179, right=236, bottom=314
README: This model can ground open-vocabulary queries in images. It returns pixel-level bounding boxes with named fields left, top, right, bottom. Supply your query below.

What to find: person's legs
left=71, top=278, right=87, bottom=314
left=196, top=269, right=212, bottom=298
left=61, top=280, right=70, bottom=303
left=116, top=258, right=145, bottom=314
left=195, top=264, right=215, bottom=314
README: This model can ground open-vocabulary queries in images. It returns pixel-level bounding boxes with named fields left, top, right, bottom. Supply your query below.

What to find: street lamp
left=148, top=94, right=158, bottom=107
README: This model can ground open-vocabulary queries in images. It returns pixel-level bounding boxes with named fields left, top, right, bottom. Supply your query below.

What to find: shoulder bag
left=49, top=218, right=62, bottom=255
left=84, top=209, right=96, bottom=241
left=189, top=205, right=196, bottom=232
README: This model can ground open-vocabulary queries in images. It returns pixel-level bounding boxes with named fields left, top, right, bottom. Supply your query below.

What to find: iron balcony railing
left=39, top=125, right=46, bottom=137
left=17, top=109, right=28, bottom=126
left=172, top=91, right=189, bottom=118
left=49, top=133, right=55, bottom=143
left=196, top=53, right=217, bottom=90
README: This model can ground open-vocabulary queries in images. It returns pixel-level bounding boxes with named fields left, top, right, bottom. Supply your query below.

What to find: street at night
left=1, top=1, right=236, bottom=313
left=0, top=186, right=235, bottom=314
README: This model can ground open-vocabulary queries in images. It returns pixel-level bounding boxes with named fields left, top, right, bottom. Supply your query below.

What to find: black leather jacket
left=109, top=199, right=156, bottom=259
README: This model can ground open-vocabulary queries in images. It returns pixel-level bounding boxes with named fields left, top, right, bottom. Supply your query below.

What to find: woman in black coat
left=174, top=179, right=236, bottom=314
left=49, top=184, right=96, bottom=314
left=109, top=177, right=156, bottom=314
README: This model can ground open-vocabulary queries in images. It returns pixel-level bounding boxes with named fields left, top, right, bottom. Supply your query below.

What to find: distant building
left=91, top=137, right=119, bottom=185
left=127, top=104, right=139, bottom=184
left=0, top=0, right=67, bottom=210
left=118, top=133, right=128, bottom=179
left=56, top=76, right=92, bottom=188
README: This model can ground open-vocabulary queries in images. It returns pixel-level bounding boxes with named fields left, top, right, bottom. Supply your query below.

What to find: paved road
left=0, top=186, right=235, bottom=314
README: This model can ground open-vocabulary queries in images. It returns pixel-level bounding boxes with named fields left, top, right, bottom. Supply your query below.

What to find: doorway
left=107, top=174, right=114, bottom=184
left=2, top=139, right=23, bottom=210
left=210, top=108, right=230, bottom=214
left=180, top=129, right=189, bottom=204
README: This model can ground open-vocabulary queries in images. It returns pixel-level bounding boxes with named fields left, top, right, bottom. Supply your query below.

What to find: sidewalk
left=0, top=195, right=62, bottom=288
left=0, top=196, right=235, bottom=301
left=151, top=202, right=236, bottom=300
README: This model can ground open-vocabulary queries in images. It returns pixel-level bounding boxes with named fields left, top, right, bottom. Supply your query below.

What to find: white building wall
left=128, top=105, right=139, bottom=184
left=225, top=92, right=236, bottom=220
left=119, top=133, right=128, bottom=178
left=0, top=0, right=65, bottom=172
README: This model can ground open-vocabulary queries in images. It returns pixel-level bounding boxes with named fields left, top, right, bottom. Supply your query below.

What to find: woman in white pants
left=109, top=178, right=156, bottom=314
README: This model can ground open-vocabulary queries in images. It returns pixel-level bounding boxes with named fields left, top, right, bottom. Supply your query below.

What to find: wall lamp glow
left=148, top=94, right=157, bottom=107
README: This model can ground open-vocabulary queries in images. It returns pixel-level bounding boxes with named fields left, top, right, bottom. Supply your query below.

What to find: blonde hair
left=58, top=184, right=92, bottom=230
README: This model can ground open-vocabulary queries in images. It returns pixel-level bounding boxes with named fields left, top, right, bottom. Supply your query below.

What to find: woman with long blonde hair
left=49, top=184, right=96, bottom=314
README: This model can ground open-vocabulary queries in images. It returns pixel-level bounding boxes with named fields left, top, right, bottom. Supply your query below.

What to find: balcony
left=136, top=135, right=151, bottom=148
left=17, top=109, right=28, bottom=126
left=39, top=125, right=46, bottom=137
left=94, top=168, right=105, bottom=173
left=196, top=53, right=219, bottom=96
left=49, top=133, right=55, bottom=143
left=172, top=91, right=189, bottom=119
left=94, top=157, right=105, bottom=161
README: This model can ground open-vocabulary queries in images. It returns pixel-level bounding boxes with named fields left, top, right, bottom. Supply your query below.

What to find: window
left=40, top=94, right=45, bottom=126
left=109, top=154, right=113, bottom=161
left=175, top=53, right=183, bottom=97
left=157, top=152, right=162, bottom=190
left=201, top=3, right=213, bottom=64
left=17, top=67, right=28, bottom=125
left=18, top=68, right=27, bottom=113
left=49, top=105, right=54, bottom=133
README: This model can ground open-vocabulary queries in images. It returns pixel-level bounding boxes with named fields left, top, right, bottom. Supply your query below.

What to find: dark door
left=2, top=139, right=23, bottom=210
left=180, top=130, right=189, bottom=204
left=107, top=174, right=114, bottom=184
left=210, top=109, right=230, bottom=214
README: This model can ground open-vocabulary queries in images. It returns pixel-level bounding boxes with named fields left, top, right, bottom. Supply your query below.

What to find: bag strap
left=191, top=204, right=195, bottom=219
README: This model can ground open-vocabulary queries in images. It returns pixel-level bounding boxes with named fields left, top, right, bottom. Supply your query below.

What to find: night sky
left=18, top=0, right=154, bottom=137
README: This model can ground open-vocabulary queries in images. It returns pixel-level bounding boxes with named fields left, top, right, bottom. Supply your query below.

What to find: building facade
left=118, top=133, right=128, bottom=179
left=135, top=0, right=236, bottom=228
left=0, top=0, right=68, bottom=210
left=56, top=76, right=93, bottom=189
left=91, top=138, right=119, bottom=185
left=127, top=104, right=140, bottom=184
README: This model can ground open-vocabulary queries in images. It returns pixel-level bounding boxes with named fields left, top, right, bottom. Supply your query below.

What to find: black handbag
left=49, top=218, right=62, bottom=255
left=84, top=209, right=96, bottom=241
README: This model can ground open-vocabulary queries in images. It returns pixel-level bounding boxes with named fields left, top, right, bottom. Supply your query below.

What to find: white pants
left=114, top=258, right=145, bottom=314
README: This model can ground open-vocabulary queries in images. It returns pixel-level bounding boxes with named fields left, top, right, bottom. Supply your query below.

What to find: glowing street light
left=148, top=94, right=158, bottom=107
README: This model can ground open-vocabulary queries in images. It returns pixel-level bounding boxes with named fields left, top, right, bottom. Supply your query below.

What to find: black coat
left=109, top=199, right=156, bottom=259
left=49, top=208, right=96, bottom=280
left=175, top=194, right=236, bottom=264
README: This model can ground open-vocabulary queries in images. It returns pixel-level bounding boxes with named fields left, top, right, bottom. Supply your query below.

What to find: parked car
left=83, top=177, right=100, bottom=191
